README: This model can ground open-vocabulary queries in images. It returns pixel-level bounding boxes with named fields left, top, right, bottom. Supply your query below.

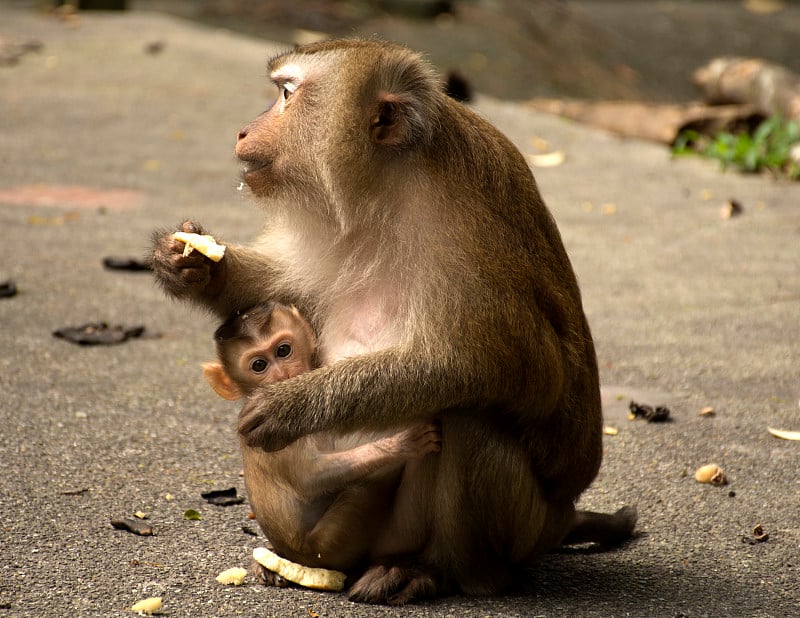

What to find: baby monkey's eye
left=250, top=358, right=269, bottom=373
left=275, top=343, right=292, bottom=358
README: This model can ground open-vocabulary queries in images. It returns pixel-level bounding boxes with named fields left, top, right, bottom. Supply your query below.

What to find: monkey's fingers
left=166, top=239, right=213, bottom=284
left=179, top=219, right=205, bottom=235
left=424, top=431, right=442, bottom=454
left=150, top=229, right=215, bottom=296
left=249, top=558, right=292, bottom=588
left=349, top=563, right=439, bottom=605
left=237, top=401, right=297, bottom=452
left=421, top=422, right=442, bottom=443
left=406, top=424, right=442, bottom=456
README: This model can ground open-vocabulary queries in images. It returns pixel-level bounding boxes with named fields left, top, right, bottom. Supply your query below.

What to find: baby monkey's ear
left=202, top=362, right=242, bottom=401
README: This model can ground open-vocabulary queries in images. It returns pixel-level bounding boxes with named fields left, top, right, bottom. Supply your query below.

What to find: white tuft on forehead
left=271, top=62, right=304, bottom=84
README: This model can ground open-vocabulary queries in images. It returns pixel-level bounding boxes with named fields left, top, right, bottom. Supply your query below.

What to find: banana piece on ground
left=172, top=232, right=226, bottom=262
left=129, top=597, right=162, bottom=615
left=252, top=546, right=346, bottom=591
left=216, top=566, right=248, bottom=586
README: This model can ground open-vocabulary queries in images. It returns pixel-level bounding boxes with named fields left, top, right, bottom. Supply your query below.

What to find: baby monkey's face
left=231, top=305, right=316, bottom=392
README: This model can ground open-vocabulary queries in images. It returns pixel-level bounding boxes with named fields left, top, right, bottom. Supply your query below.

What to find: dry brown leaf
left=752, top=523, right=769, bottom=541
left=698, top=406, right=716, bottom=417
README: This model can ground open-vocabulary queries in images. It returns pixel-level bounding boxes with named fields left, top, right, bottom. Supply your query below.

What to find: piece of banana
left=130, top=596, right=162, bottom=615
left=172, top=232, right=226, bottom=262
left=252, top=547, right=346, bottom=591
left=216, top=567, right=248, bottom=586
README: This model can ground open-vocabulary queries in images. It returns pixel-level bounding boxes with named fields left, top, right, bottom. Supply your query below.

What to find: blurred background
left=20, top=0, right=800, bottom=103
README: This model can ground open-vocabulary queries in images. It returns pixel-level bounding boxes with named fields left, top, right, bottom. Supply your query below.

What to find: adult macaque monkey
left=151, top=39, right=635, bottom=604
left=203, top=302, right=441, bottom=575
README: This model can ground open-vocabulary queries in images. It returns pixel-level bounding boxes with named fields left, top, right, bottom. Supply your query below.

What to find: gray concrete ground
left=1, top=5, right=799, bottom=618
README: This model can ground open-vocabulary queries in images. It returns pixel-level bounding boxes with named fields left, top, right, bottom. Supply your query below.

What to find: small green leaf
left=672, top=129, right=700, bottom=154
left=184, top=509, right=202, bottom=521
left=671, top=115, right=800, bottom=179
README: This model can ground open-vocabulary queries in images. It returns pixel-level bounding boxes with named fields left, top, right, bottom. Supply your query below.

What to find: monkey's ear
left=369, top=93, right=415, bottom=148
left=290, top=305, right=317, bottom=351
left=202, top=362, right=242, bottom=401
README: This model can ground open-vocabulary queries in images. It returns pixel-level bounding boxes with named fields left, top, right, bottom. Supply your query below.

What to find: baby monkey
left=203, top=302, right=441, bottom=575
left=203, top=302, right=319, bottom=399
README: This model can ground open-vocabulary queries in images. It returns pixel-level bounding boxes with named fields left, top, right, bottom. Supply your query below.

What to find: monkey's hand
left=150, top=222, right=295, bottom=319
left=381, top=422, right=441, bottom=459
left=239, top=382, right=302, bottom=451
left=150, top=220, right=227, bottom=301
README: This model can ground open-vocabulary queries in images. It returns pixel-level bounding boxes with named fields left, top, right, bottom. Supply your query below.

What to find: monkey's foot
left=249, top=558, right=291, bottom=588
left=562, top=505, right=638, bottom=547
left=348, top=563, right=440, bottom=605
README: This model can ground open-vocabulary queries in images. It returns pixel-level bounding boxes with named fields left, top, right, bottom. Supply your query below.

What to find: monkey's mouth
left=240, top=159, right=269, bottom=179
left=238, top=154, right=279, bottom=195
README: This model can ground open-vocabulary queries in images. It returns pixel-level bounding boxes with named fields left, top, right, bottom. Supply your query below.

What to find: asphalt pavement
left=1, top=5, right=798, bottom=617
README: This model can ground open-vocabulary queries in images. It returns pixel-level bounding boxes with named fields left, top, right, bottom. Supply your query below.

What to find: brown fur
left=203, top=303, right=441, bottom=573
left=151, top=39, right=635, bottom=604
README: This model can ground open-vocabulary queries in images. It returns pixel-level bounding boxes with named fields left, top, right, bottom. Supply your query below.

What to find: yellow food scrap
left=767, top=426, right=800, bottom=441
left=172, top=232, right=226, bottom=262
left=252, top=546, right=346, bottom=591
left=527, top=150, right=565, bottom=168
left=130, top=597, right=162, bottom=615
left=216, top=567, right=248, bottom=586
left=694, top=463, right=727, bottom=486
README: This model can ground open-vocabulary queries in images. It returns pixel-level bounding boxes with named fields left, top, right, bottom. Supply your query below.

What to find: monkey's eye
left=281, top=82, right=297, bottom=102
left=275, top=343, right=292, bottom=358
left=249, top=358, right=269, bottom=373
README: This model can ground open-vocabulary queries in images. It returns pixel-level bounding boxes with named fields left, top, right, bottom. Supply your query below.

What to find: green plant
left=673, top=115, right=800, bottom=179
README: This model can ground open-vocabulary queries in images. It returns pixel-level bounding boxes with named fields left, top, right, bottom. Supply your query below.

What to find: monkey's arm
left=150, top=221, right=295, bottom=319
left=300, top=425, right=441, bottom=498
left=239, top=346, right=501, bottom=451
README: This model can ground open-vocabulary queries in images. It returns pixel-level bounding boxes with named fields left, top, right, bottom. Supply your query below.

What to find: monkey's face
left=231, top=331, right=310, bottom=392
left=234, top=41, right=441, bottom=213
left=237, top=334, right=303, bottom=387
left=230, top=306, right=316, bottom=391
left=235, top=57, right=329, bottom=200
left=235, top=97, right=290, bottom=198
